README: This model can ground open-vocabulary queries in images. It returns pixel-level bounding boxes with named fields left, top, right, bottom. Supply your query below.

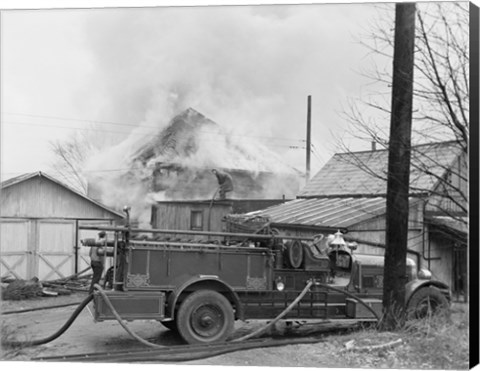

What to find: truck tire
left=176, top=290, right=234, bottom=344
left=406, top=286, right=449, bottom=320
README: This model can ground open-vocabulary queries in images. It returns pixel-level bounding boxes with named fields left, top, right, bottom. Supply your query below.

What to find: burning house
left=87, top=108, right=301, bottom=229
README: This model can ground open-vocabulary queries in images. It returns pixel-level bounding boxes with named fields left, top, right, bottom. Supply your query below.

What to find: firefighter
left=88, top=231, right=107, bottom=294
left=212, top=169, right=234, bottom=200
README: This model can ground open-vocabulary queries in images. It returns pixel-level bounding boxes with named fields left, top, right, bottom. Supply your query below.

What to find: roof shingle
left=299, top=141, right=462, bottom=198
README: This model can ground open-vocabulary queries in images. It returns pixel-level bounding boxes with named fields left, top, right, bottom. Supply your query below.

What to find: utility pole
left=382, top=2, right=416, bottom=330
left=306, top=95, right=312, bottom=181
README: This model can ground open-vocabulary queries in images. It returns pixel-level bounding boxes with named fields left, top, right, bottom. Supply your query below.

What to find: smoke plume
left=79, top=4, right=375, bottom=223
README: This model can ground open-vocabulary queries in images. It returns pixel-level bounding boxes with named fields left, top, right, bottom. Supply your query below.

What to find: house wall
left=347, top=201, right=424, bottom=263
left=426, top=152, right=468, bottom=215
left=151, top=200, right=288, bottom=234
left=425, top=228, right=458, bottom=290
left=152, top=202, right=233, bottom=233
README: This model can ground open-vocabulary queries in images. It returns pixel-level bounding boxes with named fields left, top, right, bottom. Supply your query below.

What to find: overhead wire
left=2, top=112, right=306, bottom=144
left=2, top=121, right=305, bottom=151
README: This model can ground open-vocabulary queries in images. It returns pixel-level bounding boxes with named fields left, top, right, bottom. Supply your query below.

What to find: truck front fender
left=167, top=275, right=244, bottom=320
left=405, top=279, right=451, bottom=305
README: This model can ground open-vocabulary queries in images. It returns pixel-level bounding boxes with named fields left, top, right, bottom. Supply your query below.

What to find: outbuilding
left=242, top=141, right=468, bottom=299
left=1, top=172, right=124, bottom=280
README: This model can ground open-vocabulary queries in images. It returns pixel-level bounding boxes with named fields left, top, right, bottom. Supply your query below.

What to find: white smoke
left=77, top=4, right=373, bottom=157
left=78, top=4, right=376, bottom=223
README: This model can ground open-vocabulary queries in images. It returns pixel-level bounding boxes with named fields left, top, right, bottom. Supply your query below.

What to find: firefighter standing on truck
left=212, top=169, right=234, bottom=200
left=88, top=231, right=107, bottom=294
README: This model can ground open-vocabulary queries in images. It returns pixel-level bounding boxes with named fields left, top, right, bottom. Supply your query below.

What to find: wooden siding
left=1, top=176, right=121, bottom=220
left=427, top=233, right=454, bottom=287
left=37, top=220, right=76, bottom=280
left=426, top=152, right=468, bottom=215
left=0, top=219, right=31, bottom=279
left=152, top=203, right=232, bottom=232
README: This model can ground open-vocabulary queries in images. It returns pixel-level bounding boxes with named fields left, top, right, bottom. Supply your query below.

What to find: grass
left=0, top=321, right=29, bottom=360
left=336, top=302, right=469, bottom=369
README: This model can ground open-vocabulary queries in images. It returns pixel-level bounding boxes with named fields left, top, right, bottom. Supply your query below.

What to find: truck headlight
left=418, top=268, right=432, bottom=280
left=275, top=278, right=285, bottom=291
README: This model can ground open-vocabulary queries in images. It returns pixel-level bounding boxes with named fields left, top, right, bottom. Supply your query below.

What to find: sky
left=0, top=0, right=396, bottom=185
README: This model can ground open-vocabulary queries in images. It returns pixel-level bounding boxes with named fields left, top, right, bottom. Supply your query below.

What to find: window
left=190, top=210, right=204, bottom=230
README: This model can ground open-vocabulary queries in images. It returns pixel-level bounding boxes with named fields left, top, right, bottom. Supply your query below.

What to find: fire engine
left=81, top=209, right=450, bottom=345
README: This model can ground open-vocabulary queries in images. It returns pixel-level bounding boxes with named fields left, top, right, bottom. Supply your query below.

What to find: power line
left=2, top=113, right=305, bottom=143
left=310, top=148, right=323, bottom=163
left=311, top=143, right=329, bottom=163
left=2, top=121, right=306, bottom=150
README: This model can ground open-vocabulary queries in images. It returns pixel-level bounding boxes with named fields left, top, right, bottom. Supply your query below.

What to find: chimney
left=371, top=141, right=377, bottom=151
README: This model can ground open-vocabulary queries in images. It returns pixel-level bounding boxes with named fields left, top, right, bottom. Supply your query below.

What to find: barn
left=0, top=172, right=124, bottom=280
left=241, top=141, right=468, bottom=299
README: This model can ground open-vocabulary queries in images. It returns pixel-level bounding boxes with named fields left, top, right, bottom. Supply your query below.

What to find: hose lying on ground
left=232, top=280, right=314, bottom=342
left=2, top=302, right=84, bottom=315
left=311, top=281, right=381, bottom=321
left=93, top=284, right=166, bottom=348
left=94, top=281, right=316, bottom=346
left=2, top=293, right=93, bottom=348
left=2, top=278, right=379, bottom=354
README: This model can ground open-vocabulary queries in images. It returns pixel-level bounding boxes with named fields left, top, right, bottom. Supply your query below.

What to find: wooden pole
left=382, top=2, right=416, bottom=329
left=306, top=95, right=312, bottom=181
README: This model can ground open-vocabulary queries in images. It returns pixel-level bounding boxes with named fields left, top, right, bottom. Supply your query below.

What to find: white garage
left=0, top=172, right=124, bottom=280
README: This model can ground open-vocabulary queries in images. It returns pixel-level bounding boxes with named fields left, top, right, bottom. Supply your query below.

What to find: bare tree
left=338, top=2, right=469, bottom=223
left=50, top=131, right=95, bottom=193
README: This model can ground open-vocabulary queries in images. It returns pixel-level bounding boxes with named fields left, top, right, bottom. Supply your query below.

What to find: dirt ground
left=0, top=292, right=471, bottom=369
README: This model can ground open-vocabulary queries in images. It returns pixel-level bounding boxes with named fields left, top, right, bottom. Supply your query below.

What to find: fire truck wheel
left=177, top=290, right=234, bottom=344
left=406, top=286, right=449, bottom=320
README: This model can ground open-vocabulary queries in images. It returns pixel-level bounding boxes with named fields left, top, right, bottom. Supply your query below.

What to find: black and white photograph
left=0, top=0, right=476, bottom=369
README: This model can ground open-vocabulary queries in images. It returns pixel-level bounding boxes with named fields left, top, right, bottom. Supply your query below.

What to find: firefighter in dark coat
left=212, top=169, right=234, bottom=200
left=88, top=231, right=107, bottom=294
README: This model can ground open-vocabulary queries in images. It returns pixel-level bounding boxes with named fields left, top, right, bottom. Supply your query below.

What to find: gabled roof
left=245, top=197, right=390, bottom=230
left=130, top=107, right=297, bottom=174
left=299, top=141, right=463, bottom=198
left=132, top=108, right=216, bottom=164
left=1, top=171, right=124, bottom=218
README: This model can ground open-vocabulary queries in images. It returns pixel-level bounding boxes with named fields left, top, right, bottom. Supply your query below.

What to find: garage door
left=37, top=220, right=76, bottom=280
left=0, top=220, right=31, bottom=279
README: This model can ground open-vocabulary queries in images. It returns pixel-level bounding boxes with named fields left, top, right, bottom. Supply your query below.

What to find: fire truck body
left=84, top=226, right=450, bottom=344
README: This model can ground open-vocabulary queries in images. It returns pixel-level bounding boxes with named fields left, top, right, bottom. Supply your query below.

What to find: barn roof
left=1, top=172, right=124, bottom=219
left=245, top=197, right=391, bottom=230
left=299, top=141, right=463, bottom=198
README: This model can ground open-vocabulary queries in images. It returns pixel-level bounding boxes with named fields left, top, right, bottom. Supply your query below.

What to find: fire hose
left=2, top=279, right=379, bottom=356
left=232, top=280, right=314, bottom=342
left=92, top=282, right=316, bottom=347
left=92, top=284, right=166, bottom=348
left=312, top=281, right=381, bottom=321
left=1, top=293, right=93, bottom=347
